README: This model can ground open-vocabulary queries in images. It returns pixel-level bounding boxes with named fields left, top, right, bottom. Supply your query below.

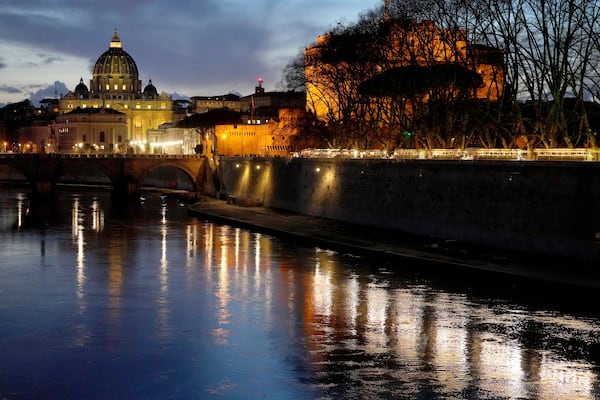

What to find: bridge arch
left=137, top=162, right=199, bottom=192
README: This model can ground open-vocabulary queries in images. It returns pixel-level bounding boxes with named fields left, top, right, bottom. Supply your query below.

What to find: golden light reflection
left=186, top=224, right=198, bottom=267
left=16, top=194, right=24, bottom=228
left=312, top=250, right=333, bottom=320
left=537, top=356, right=597, bottom=399
left=212, top=230, right=231, bottom=345
left=345, top=274, right=359, bottom=332
left=71, top=197, right=80, bottom=238
left=391, top=289, right=425, bottom=361
left=295, top=249, right=600, bottom=398
left=428, top=292, right=469, bottom=393
left=70, top=197, right=86, bottom=313
left=156, top=205, right=171, bottom=341
left=364, top=281, right=389, bottom=352
left=475, top=331, right=526, bottom=398
left=90, top=199, right=104, bottom=232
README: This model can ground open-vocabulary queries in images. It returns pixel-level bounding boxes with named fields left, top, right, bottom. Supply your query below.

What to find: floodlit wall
left=217, top=157, right=600, bottom=263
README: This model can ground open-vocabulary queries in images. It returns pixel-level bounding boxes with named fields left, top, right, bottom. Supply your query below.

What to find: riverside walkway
left=188, top=197, right=600, bottom=291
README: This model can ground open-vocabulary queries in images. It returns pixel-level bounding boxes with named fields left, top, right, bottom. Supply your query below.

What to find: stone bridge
left=0, top=153, right=212, bottom=199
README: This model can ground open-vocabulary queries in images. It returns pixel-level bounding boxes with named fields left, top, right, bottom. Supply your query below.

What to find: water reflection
left=1, top=189, right=600, bottom=399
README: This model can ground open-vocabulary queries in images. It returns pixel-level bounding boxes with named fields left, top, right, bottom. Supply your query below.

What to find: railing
left=295, top=148, right=600, bottom=161
left=0, top=152, right=206, bottom=160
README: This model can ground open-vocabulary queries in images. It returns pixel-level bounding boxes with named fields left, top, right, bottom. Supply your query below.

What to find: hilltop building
left=58, top=29, right=173, bottom=152
left=213, top=81, right=306, bottom=157
left=305, top=18, right=504, bottom=121
left=191, top=94, right=241, bottom=114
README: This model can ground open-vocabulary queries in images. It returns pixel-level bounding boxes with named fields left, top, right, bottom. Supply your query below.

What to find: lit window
left=147, top=105, right=151, bottom=109
left=114, top=84, right=118, bottom=90
left=135, top=104, right=141, bottom=109
left=82, top=104, right=87, bottom=108
left=106, top=84, right=109, bottom=90
left=122, top=85, right=126, bottom=90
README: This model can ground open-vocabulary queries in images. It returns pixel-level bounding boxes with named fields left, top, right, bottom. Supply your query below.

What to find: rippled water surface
left=1, top=187, right=600, bottom=399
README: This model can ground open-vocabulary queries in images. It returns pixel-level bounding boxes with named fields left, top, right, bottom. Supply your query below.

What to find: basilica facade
left=58, top=30, right=173, bottom=153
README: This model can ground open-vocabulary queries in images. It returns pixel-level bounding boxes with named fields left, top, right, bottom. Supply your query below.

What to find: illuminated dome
left=90, top=29, right=141, bottom=96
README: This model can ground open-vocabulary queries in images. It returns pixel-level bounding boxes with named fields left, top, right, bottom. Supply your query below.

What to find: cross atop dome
left=110, top=28, right=122, bottom=49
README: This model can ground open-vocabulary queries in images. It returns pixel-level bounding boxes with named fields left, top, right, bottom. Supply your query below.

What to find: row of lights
left=2, top=142, right=33, bottom=152
left=234, top=163, right=325, bottom=173
left=235, top=163, right=262, bottom=170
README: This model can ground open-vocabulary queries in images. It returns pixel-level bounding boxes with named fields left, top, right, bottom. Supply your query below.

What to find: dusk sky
left=0, top=0, right=380, bottom=106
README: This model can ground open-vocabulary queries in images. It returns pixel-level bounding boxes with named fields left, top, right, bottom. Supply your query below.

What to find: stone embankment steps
left=188, top=197, right=600, bottom=291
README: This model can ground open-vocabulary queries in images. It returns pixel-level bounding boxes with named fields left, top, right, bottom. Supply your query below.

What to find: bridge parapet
left=0, top=153, right=207, bottom=199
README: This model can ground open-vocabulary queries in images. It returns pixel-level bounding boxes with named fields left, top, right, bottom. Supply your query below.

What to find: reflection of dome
left=143, top=79, right=158, bottom=97
left=74, top=77, right=89, bottom=97
left=90, top=29, right=141, bottom=95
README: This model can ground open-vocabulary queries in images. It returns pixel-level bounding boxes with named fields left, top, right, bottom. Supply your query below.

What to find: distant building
left=215, top=108, right=305, bottom=157
left=191, top=94, right=241, bottom=114
left=58, top=30, right=173, bottom=151
left=240, top=80, right=306, bottom=125
left=0, top=100, right=56, bottom=151
left=53, top=107, right=127, bottom=154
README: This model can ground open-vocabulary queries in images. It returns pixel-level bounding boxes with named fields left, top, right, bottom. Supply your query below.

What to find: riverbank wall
left=214, top=156, right=600, bottom=264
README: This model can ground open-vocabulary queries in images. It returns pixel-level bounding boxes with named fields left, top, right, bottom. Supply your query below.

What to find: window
left=106, top=84, right=109, bottom=90
left=82, top=134, right=87, bottom=142
left=114, top=84, right=118, bottom=90
left=118, top=135, right=122, bottom=143
left=122, top=85, right=126, bottom=90
left=99, top=132, right=105, bottom=142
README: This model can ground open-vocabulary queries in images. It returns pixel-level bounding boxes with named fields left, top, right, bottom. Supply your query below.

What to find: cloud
left=0, top=84, right=22, bottom=94
left=0, top=0, right=377, bottom=100
left=28, top=81, right=69, bottom=105
left=39, top=54, right=63, bottom=65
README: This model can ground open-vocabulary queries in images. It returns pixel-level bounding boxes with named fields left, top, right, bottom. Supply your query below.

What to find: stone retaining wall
left=215, top=156, right=600, bottom=263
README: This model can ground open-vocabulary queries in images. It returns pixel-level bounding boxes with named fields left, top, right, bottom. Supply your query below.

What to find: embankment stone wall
left=216, top=156, right=600, bottom=263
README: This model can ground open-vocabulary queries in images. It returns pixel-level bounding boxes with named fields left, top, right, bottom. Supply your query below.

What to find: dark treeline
left=281, top=0, right=600, bottom=151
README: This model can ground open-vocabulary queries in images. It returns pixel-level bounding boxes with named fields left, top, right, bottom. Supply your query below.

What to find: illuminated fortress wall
left=216, top=157, right=600, bottom=263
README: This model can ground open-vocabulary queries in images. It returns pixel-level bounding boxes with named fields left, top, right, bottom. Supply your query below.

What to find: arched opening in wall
left=141, top=166, right=194, bottom=191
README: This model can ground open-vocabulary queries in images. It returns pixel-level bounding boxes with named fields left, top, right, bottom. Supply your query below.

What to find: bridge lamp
left=315, top=167, right=321, bottom=172
left=235, top=163, right=240, bottom=168
left=256, top=165, right=261, bottom=170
